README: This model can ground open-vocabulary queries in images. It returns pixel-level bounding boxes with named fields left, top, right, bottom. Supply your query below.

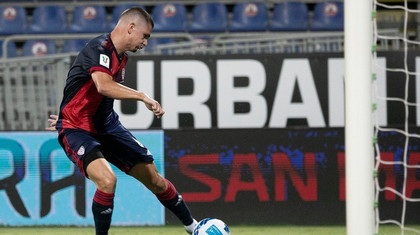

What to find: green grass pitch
left=1, top=225, right=420, bottom=235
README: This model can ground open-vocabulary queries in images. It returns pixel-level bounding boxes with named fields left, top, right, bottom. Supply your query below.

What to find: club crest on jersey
left=77, top=146, right=85, bottom=156
left=100, top=54, right=110, bottom=68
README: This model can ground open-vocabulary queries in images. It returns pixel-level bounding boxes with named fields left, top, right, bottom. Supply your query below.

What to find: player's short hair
left=119, top=7, right=154, bottom=28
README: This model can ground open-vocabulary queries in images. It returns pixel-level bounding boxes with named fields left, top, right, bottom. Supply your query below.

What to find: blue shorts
left=58, top=123, right=154, bottom=177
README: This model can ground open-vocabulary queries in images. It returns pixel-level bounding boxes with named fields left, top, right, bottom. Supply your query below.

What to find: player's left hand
left=46, top=114, right=58, bottom=131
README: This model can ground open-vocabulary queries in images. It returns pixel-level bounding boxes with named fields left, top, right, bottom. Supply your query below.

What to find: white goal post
left=344, top=0, right=375, bottom=234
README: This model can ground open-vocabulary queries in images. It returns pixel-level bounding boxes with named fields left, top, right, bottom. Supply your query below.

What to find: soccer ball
left=193, top=218, right=230, bottom=235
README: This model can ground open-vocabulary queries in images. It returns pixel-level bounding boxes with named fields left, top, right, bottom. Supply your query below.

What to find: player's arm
left=91, top=71, right=165, bottom=118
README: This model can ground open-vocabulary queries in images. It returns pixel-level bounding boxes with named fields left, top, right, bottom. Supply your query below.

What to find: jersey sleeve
left=86, top=44, right=113, bottom=76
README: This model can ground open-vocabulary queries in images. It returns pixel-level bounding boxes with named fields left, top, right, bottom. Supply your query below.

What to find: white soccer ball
left=193, top=218, right=230, bottom=235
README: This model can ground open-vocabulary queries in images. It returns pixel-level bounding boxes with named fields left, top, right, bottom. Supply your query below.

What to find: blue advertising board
left=0, top=131, right=164, bottom=226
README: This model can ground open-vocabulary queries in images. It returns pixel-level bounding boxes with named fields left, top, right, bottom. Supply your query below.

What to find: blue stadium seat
left=310, top=2, right=344, bottom=31
left=29, top=5, right=67, bottom=33
left=22, top=40, right=56, bottom=57
left=109, top=4, right=145, bottom=30
left=0, top=40, right=17, bottom=58
left=152, top=3, right=187, bottom=32
left=0, top=0, right=33, bottom=2
left=270, top=2, right=309, bottom=31
left=68, top=5, right=108, bottom=33
left=62, top=39, right=90, bottom=53
left=229, top=2, right=268, bottom=32
left=36, top=0, right=71, bottom=2
left=0, top=6, right=27, bottom=34
left=189, top=3, right=228, bottom=32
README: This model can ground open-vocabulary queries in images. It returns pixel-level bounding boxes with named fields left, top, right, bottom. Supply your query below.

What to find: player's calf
left=92, top=189, right=114, bottom=235
left=155, top=179, right=196, bottom=229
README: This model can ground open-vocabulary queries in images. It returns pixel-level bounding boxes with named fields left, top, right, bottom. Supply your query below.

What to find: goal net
left=372, top=0, right=420, bottom=234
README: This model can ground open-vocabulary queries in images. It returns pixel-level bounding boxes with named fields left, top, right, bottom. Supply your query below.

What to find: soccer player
left=46, top=7, right=197, bottom=235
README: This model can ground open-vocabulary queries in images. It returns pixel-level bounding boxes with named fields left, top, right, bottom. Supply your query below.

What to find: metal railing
left=0, top=54, right=70, bottom=130
left=140, top=30, right=403, bottom=55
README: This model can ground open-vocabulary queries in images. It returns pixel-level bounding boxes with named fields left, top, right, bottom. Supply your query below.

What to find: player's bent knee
left=92, top=170, right=117, bottom=193
left=96, top=174, right=117, bottom=193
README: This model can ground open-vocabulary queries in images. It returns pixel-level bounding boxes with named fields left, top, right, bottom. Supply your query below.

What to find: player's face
left=130, top=21, right=152, bottom=52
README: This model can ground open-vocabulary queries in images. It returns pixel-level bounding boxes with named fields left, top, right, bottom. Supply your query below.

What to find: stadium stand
left=0, top=0, right=33, bottom=2
left=109, top=3, right=145, bottom=30
left=188, top=3, right=228, bottom=32
left=22, top=39, right=56, bottom=56
left=0, top=0, right=360, bottom=57
left=229, top=2, right=269, bottom=32
left=310, top=1, right=344, bottom=31
left=68, top=5, right=108, bottom=33
left=152, top=3, right=188, bottom=32
left=62, top=39, right=89, bottom=53
left=28, top=5, right=67, bottom=34
left=0, top=5, right=27, bottom=34
left=270, top=2, right=309, bottom=31
left=35, top=0, right=72, bottom=2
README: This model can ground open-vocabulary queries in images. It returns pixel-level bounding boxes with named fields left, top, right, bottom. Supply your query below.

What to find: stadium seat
left=68, top=5, right=108, bottom=33
left=0, top=40, right=17, bottom=58
left=0, top=0, right=33, bottom=3
left=310, top=2, right=344, bottom=31
left=229, top=2, right=268, bottom=32
left=270, top=2, right=309, bottom=31
left=62, top=39, right=90, bottom=53
left=36, top=0, right=70, bottom=2
left=0, top=6, right=27, bottom=34
left=152, top=3, right=187, bottom=32
left=28, top=5, right=67, bottom=33
left=188, top=3, right=228, bottom=32
left=22, top=40, right=56, bottom=57
left=109, top=4, right=145, bottom=30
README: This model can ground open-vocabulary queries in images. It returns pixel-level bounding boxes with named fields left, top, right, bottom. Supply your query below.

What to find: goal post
left=344, top=0, right=375, bottom=234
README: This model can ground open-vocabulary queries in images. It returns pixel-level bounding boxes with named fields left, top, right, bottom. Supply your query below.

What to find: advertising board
left=0, top=131, right=164, bottom=226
